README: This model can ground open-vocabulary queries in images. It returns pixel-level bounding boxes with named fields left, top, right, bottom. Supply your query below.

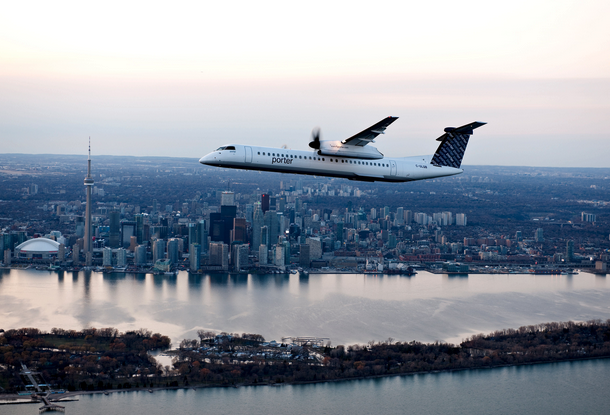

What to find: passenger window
left=322, top=158, right=325, bottom=161
left=258, top=152, right=260, bottom=155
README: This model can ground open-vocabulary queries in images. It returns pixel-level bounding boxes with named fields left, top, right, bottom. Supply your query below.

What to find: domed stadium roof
left=15, top=238, right=61, bottom=253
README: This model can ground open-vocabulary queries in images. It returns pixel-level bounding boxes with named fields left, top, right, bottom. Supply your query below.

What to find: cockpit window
left=215, top=146, right=226, bottom=151
left=226, top=146, right=236, bottom=150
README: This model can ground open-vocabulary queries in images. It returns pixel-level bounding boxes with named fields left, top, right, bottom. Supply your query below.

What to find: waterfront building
left=15, top=238, right=60, bottom=261
left=72, top=243, right=79, bottom=265
left=190, top=243, right=201, bottom=271
left=153, top=239, right=165, bottom=263
left=259, top=244, right=268, bottom=265
left=167, top=238, right=180, bottom=264
left=197, top=220, right=208, bottom=253
left=566, top=240, right=575, bottom=262
left=299, top=244, right=310, bottom=267
left=135, top=245, right=147, bottom=265
left=103, top=247, right=112, bottom=266
left=306, top=237, right=322, bottom=259
left=57, top=243, right=65, bottom=261
left=116, top=248, right=127, bottom=267
left=209, top=242, right=229, bottom=270
left=275, top=245, right=285, bottom=267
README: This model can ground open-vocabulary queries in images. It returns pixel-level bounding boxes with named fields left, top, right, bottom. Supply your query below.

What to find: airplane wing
left=342, top=116, right=398, bottom=147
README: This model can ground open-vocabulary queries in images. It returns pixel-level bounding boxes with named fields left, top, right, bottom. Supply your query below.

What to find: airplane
left=199, top=117, right=485, bottom=182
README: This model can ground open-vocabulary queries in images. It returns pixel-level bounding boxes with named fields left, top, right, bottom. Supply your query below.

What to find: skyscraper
left=233, top=218, right=247, bottom=244
left=535, top=228, right=544, bottom=243
left=167, top=238, right=180, bottom=264
left=261, top=194, right=270, bottom=213
left=190, top=243, right=201, bottom=271
left=264, top=211, right=280, bottom=247
left=109, top=210, right=120, bottom=248
left=84, top=139, right=94, bottom=266
left=121, top=222, right=136, bottom=248
left=197, top=220, right=208, bottom=253
left=135, top=214, right=144, bottom=244
left=566, top=240, right=574, bottom=262
left=135, top=245, right=148, bottom=265
left=252, top=204, right=263, bottom=254
left=209, top=242, right=229, bottom=270
left=221, top=191, right=235, bottom=206
left=153, top=239, right=166, bottom=263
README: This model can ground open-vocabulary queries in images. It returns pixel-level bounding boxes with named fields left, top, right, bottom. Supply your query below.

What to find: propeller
left=309, top=127, right=321, bottom=149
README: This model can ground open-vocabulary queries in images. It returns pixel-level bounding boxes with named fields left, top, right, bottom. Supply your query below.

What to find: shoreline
left=2, top=355, right=609, bottom=405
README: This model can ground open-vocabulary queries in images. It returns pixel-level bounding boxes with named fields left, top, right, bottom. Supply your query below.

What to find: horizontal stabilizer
left=436, top=121, right=486, bottom=141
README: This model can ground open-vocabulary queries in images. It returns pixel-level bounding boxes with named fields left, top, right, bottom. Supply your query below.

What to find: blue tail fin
left=430, top=121, right=486, bottom=168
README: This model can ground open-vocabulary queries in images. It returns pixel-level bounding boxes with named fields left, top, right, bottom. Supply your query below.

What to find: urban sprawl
left=1, top=154, right=608, bottom=276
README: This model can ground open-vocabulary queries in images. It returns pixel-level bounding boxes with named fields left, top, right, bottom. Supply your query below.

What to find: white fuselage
left=200, top=144, right=463, bottom=182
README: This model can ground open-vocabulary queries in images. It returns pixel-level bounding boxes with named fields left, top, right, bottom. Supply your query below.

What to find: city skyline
left=1, top=1, right=609, bottom=167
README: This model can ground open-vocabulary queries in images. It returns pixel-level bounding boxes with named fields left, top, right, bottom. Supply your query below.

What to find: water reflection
left=0, top=269, right=609, bottom=347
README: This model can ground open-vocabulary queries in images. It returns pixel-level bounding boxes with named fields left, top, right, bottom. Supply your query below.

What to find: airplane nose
left=200, top=153, right=218, bottom=166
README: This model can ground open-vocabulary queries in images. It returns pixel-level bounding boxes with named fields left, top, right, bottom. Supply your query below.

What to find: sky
left=1, top=0, right=609, bottom=167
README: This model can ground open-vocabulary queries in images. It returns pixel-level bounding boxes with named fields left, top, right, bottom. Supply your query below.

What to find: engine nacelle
left=318, top=141, right=384, bottom=160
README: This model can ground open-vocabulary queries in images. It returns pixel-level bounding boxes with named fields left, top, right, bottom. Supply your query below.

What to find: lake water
left=1, top=269, right=608, bottom=346
left=4, top=359, right=610, bottom=415
left=1, top=269, right=609, bottom=414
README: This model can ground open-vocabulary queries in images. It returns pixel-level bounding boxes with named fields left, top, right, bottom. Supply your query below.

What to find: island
left=1, top=320, right=609, bottom=401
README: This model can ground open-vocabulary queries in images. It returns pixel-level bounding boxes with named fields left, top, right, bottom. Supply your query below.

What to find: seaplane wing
left=341, top=116, right=398, bottom=147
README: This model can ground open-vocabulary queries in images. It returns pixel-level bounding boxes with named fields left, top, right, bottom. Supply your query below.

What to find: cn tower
left=84, top=138, right=94, bottom=266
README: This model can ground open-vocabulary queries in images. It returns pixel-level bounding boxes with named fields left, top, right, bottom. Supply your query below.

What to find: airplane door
left=390, top=160, right=397, bottom=176
left=245, top=146, right=253, bottom=163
